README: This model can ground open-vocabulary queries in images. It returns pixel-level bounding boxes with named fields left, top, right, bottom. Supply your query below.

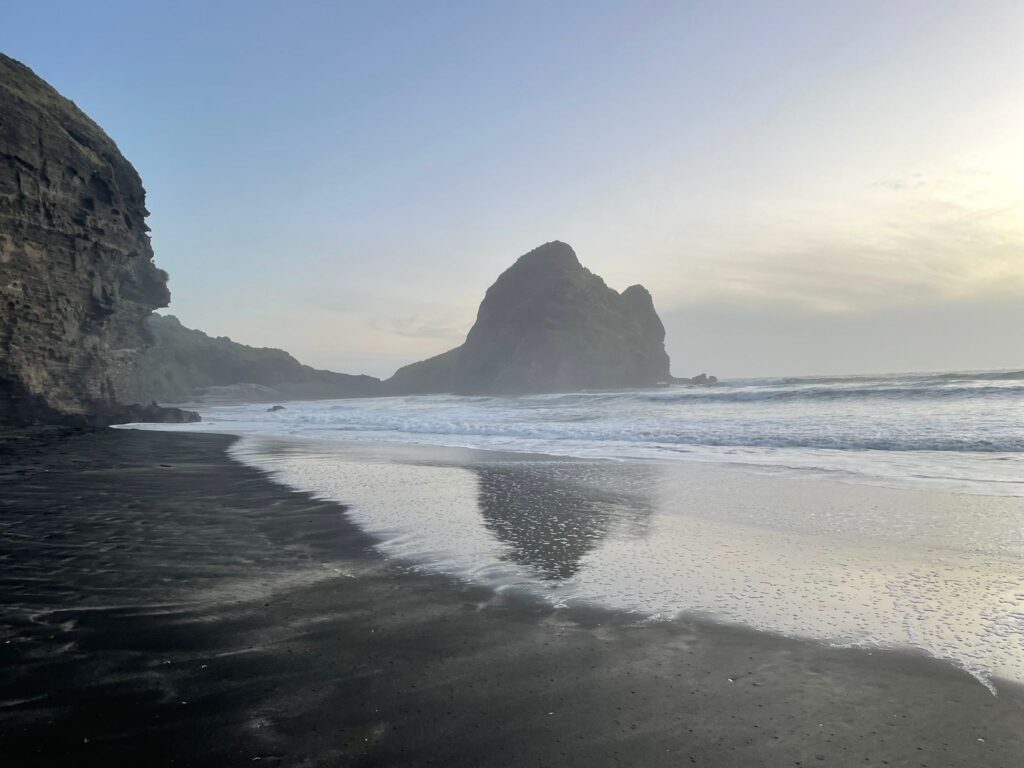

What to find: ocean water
left=154, top=369, right=1024, bottom=496
left=126, top=370, right=1024, bottom=689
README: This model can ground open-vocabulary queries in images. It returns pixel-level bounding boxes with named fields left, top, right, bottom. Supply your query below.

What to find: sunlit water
left=127, top=371, right=1024, bottom=690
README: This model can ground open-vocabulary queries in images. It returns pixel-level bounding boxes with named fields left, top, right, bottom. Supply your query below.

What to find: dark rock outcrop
left=675, top=373, right=718, bottom=386
left=121, top=314, right=381, bottom=404
left=0, top=54, right=183, bottom=426
left=384, top=241, right=672, bottom=395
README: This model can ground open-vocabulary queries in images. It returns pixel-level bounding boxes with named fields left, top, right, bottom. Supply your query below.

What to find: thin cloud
left=664, top=172, right=1024, bottom=314
left=370, top=314, right=469, bottom=343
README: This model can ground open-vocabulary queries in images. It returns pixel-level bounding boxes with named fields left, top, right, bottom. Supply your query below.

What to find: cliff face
left=124, top=315, right=382, bottom=404
left=0, top=54, right=177, bottom=426
left=385, top=241, right=672, bottom=395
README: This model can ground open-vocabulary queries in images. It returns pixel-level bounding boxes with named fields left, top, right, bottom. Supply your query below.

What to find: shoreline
left=120, top=395, right=1024, bottom=499
left=2, top=429, right=1023, bottom=766
left=225, top=430, right=1024, bottom=690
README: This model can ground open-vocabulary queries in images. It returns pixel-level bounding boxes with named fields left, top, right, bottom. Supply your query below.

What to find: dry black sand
left=1, top=430, right=1022, bottom=767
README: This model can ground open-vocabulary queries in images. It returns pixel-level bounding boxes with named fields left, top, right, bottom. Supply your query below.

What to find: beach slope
left=1, top=430, right=1022, bottom=767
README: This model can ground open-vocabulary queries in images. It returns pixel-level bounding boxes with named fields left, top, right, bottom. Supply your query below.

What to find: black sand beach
left=1, top=430, right=1022, bottom=767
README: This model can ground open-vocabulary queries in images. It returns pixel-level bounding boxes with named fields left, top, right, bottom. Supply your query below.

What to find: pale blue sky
left=3, top=0, right=1022, bottom=377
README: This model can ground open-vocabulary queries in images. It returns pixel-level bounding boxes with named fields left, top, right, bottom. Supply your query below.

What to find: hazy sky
left=4, top=0, right=1022, bottom=378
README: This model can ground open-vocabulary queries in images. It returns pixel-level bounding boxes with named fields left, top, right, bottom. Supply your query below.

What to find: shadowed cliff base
left=1, top=429, right=1022, bottom=767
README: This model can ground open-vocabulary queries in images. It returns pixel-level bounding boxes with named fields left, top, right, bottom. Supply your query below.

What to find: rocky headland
left=0, top=54, right=195, bottom=426
left=384, top=241, right=673, bottom=395
left=124, top=314, right=381, bottom=405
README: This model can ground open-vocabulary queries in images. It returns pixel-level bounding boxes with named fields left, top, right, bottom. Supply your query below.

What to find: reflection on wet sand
left=231, top=436, right=1024, bottom=691
left=474, top=465, right=653, bottom=580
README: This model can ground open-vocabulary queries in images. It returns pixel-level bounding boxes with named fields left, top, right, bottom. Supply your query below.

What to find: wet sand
left=1, top=430, right=1022, bottom=767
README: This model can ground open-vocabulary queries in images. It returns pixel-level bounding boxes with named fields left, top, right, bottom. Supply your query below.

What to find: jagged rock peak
left=385, top=241, right=673, bottom=395
left=509, top=240, right=581, bottom=269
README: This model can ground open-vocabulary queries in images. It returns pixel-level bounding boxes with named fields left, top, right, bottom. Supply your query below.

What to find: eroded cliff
left=0, top=54, right=184, bottom=426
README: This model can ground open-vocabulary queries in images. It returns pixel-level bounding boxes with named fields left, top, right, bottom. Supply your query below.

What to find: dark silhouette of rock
left=0, top=55, right=182, bottom=426
left=675, top=373, right=718, bottom=386
left=384, top=241, right=672, bottom=395
left=267, top=405, right=286, bottom=412
left=121, top=314, right=381, bottom=404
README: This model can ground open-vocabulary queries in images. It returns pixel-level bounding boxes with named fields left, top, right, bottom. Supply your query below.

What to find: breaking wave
left=128, top=369, right=1024, bottom=496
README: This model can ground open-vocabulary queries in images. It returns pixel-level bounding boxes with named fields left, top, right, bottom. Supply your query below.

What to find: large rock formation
left=0, top=54, right=192, bottom=426
left=385, top=241, right=672, bottom=395
left=123, top=314, right=381, bottom=404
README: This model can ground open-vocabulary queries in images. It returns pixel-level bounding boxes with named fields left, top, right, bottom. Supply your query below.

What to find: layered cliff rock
left=123, top=314, right=381, bottom=404
left=0, top=54, right=190, bottom=426
left=385, top=241, right=672, bottom=395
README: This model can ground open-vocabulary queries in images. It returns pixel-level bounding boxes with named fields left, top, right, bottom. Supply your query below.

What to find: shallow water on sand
left=225, top=437, right=1024, bottom=692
